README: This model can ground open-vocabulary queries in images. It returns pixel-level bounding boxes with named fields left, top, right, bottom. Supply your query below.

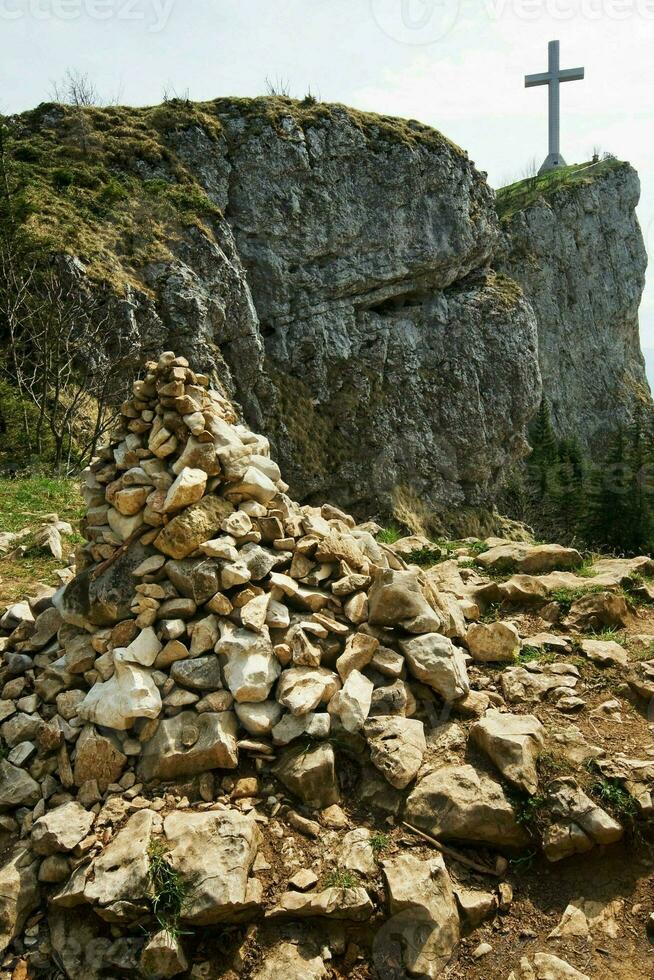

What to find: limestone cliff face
left=496, top=162, right=650, bottom=447
left=19, top=102, right=650, bottom=518
left=45, top=98, right=540, bottom=518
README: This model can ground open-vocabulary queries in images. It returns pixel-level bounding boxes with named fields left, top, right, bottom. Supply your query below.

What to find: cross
left=525, top=40, right=584, bottom=174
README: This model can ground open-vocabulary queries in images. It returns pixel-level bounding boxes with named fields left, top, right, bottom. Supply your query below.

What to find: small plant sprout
left=369, top=832, right=390, bottom=859
left=323, top=868, right=356, bottom=890
left=147, top=837, right=188, bottom=939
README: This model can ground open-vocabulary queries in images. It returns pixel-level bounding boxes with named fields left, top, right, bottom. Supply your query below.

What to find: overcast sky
left=2, top=0, right=654, bottom=343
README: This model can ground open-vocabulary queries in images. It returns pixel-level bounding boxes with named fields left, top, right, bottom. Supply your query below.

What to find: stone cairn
left=1, top=350, right=472, bottom=796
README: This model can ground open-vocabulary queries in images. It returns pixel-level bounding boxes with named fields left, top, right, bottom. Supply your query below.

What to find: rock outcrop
left=496, top=161, right=650, bottom=447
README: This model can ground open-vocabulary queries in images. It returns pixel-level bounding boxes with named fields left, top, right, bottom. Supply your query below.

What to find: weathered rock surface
left=471, top=711, right=545, bottom=794
left=0, top=846, right=39, bottom=955
left=405, top=764, right=529, bottom=849
left=497, top=161, right=649, bottom=450
left=163, top=809, right=261, bottom=924
left=382, top=852, right=460, bottom=979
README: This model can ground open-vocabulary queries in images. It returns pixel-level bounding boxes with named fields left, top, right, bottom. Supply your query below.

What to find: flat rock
left=470, top=710, right=545, bottom=794
left=579, top=638, right=629, bottom=667
left=32, top=802, right=95, bottom=855
left=267, top=886, right=373, bottom=921
left=84, top=809, right=156, bottom=921
left=405, top=764, right=529, bottom=850
left=251, top=939, right=327, bottom=980
left=138, top=710, right=239, bottom=781
left=78, top=659, right=162, bottom=731
left=163, top=809, right=261, bottom=924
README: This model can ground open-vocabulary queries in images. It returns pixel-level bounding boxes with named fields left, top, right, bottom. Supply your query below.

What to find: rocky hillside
left=1, top=352, right=654, bottom=980
left=2, top=99, right=650, bottom=519
left=496, top=160, right=650, bottom=447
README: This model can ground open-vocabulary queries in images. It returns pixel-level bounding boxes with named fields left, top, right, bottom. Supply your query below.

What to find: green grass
left=590, top=777, right=638, bottom=819
left=0, top=476, right=83, bottom=533
left=550, top=585, right=605, bottom=614
left=404, top=546, right=444, bottom=568
left=369, top=832, right=390, bottom=859
left=147, top=838, right=188, bottom=940
left=323, top=868, right=356, bottom=890
left=515, top=793, right=547, bottom=830
left=496, top=158, right=626, bottom=221
left=377, top=525, right=403, bottom=545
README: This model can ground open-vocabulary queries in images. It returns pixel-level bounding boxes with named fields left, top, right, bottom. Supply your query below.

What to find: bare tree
left=50, top=69, right=100, bottom=108
left=11, top=268, right=139, bottom=473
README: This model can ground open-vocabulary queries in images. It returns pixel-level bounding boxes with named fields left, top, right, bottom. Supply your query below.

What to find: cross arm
left=559, top=67, right=584, bottom=82
left=525, top=71, right=551, bottom=88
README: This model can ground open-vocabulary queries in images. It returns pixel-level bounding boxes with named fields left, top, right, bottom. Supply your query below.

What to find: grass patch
left=377, top=525, right=403, bottom=545
left=514, top=793, right=548, bottom=833
left=323, top=868, right=356, bottom=890
left=369, top=832, right=390, bottom=859
left=496, top=158, right=626, bottom=221
left=404, top=546, right=444, bottom=568
left=549, top=585, right=605, bottom=614
left=147, top=838, right=188, bottom=940
left=590, top=777, right=638, bottom=819
left=0, top=476, right=83, bottom=533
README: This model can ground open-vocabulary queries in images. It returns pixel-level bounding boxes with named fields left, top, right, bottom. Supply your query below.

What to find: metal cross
left=525, top=40, right=584, bottom=174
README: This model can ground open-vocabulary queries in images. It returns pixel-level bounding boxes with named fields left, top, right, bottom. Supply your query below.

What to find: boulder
left=138, top=711, right=239, bottom=781
left=477, top=543, right=582, bottom=574
left=0, top=846, right=39, bottom=955
left=154, top=496, right=234, bottom=559
left=163, top=809, right=261, bottom=924
left=276, top=667, right=341, bottom=716
left=217, top=625, right=281, bottom=703
left=470, top=711, right=545, bottom=794
left=368, top=569, right=442, bottom=634
left=251, top=939, right=327, bottom=980
left=0, top=759, right=40, bottom=811
left=78, top=659, right=162, bottom=731
left=405, top=764, right=529, bottom=849
left=381, top=852, right=460, bottom=979
left=467, top=621, right=520, bottom=663
left=84, top=809, right=157, bottom=921
left=328, top=669, right=373, bottom=732
left=400, top=633, right=469, bottom=701
left=32, top=802, right=95, bottom=855
left=564, top=592, right=631, bottom=631
left=163, top=467, right=207, bottom=512
left=74, top=726, right=127, bottom=792
left=274, top=743, right=340, bottom=809
left=364, top=716, right=426, bottom=789
left=235, top=700, right=282, bottom=735
left=140, top=930, right=188, bottom=978
left=56, top=541, right=152, bottom=628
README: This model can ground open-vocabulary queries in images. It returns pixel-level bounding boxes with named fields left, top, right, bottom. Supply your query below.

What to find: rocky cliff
left=496, top=161, right=650, bottom=447
left=5, top=99, right=649, bottom=517
left=5, top=98, right=541, bottom=522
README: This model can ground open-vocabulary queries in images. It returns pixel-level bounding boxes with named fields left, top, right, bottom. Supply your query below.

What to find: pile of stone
left=0, top=352, right=474, bottom=813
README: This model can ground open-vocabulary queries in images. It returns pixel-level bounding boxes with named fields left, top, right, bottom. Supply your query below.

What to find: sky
left=2, top=0, right=654, bottom=344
